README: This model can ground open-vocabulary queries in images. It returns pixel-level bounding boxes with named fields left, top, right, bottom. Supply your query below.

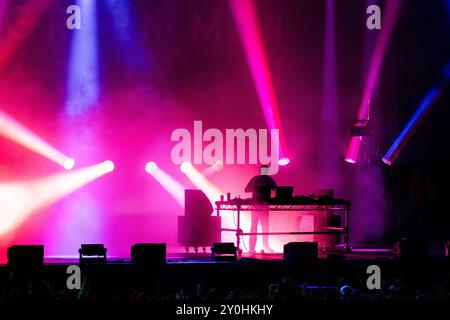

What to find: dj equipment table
left=215, top=198, right=351, bottom=255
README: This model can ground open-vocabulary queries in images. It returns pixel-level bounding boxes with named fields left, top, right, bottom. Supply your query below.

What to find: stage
left=1, top=247, right=448, bottom=303
left=1, top=0, right=450, bottom=307
left=37, top=247, right=395, bottom=264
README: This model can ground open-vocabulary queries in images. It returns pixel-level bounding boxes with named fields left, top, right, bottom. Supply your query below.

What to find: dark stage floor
left=1, top=247, right=448, bottom=303
left=36, top=247, right=396, bottom=265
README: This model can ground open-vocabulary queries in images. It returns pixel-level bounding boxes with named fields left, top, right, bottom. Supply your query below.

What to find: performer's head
left=260, top=165, right=269, bottom=175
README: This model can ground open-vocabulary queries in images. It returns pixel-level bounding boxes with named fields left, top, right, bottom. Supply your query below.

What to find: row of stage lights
left=64, top=159, right=290, bottom=174
left=60, top=158, right=113, bottom=172
left=146, top=160, right=219, bottom=174
left=0, top=158, right=213, bottom=237
left=1, top=106, right=290, bottom=173
left=60, top=159, right=225, bottom=173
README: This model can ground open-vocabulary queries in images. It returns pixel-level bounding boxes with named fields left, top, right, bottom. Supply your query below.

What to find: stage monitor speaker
left=211, top=242, right=237, bottom=261
left=79, top=244, right=107, bottom=264
left=394, top=238, right=428, bottom=260
left=283, top=242, right=318, bottom=263
left=7, top=245, right=44, bottom=270
left=211, top=242, right=236, bottom=255
left=131, top=243, right=166, bottom=265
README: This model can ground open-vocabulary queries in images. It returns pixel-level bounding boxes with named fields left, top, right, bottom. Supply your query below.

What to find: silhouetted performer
left=244, top=165, right=277, bottom=254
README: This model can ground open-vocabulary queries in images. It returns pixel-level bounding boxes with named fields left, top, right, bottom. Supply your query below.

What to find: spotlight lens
left=278, top=157, right=290, bottom=166
left=103, top=160, right=115, bottom=172
left=382, top=157, right=392, bottom=166
left=180, top=161, right=192, bottom=173
left=212, top=160, right=224, bottom=172
left=63, top=158, right=75, bottom=170
left=145, top=161, right=158, bottom=174
left=345, top=157, right=356, bottom=164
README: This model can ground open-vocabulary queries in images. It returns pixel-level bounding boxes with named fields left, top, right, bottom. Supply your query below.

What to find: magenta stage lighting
left=229, top=0, right=288, bottom=160
left=0, top=160, right=116, bottom=237
left=345, top=120, right=369, bottom=164
left=180, top=162, right=222, bottom=203
left=319, top=0, right=339, bottom=174
left=345, top=0, right=403, bottom=163
left=145, top=162, right=158, bottom=174
left=0, top=0, right=52, bottom=70
left=145, top=163, right=185, bottom=206
left=0, top=109, right=76, bottom=170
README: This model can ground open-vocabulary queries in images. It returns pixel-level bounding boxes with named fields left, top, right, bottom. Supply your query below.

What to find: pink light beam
left=346, top=0, right=403, bottom=163
left=229, top=0, right=288, bottom=160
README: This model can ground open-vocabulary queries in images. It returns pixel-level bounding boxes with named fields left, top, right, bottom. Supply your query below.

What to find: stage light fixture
left=103, top=160, right=115, bottom=172
left=344, top=157, right=357, bottom=164
left=63, top=158, right=76, bottom=170
left=212, top=160, right=224, bottom=172
left=345, top=120, right=370, bottom=164
left=345, top=0, right=403, bottom=163
left=381, top=157, right=392, bottom=166
left=278, top=157, right=290, bottom=166
left=145, top=161, right=158, bottom=174
left=211, top=242, right=237, bottom=261
left=79, top=244, right=107, bottom=264
left=180, top=161, right=192, bottom=173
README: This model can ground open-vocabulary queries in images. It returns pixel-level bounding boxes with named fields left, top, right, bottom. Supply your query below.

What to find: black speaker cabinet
left=131, top=243, right=166, bottom=265
left=283, top=242, right=318, bottom=263
left=7, top=245, right=44, bottom=269
left=178, top=216, right=221, bottom=248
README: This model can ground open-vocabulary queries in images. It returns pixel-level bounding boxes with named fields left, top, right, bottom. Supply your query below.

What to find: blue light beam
left=382, top=86, right=441, bottom=165
left=66, top=0, right=99, bottom=117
